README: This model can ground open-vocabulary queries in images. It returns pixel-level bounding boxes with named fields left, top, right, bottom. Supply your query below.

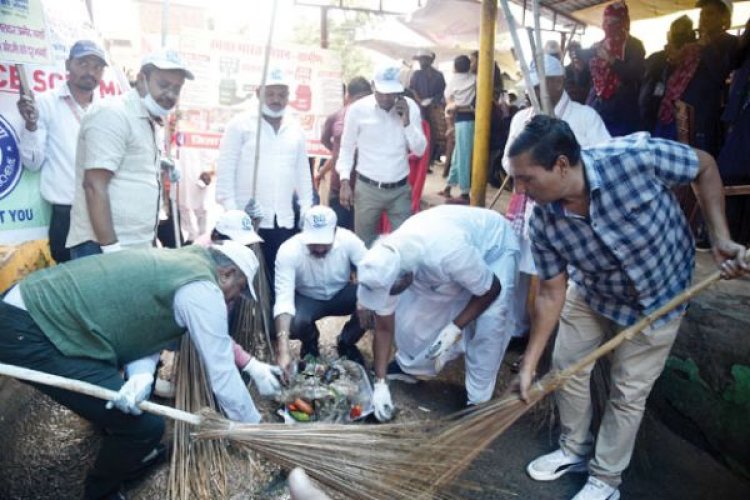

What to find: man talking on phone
left=336, top=64, right=427, bottom=247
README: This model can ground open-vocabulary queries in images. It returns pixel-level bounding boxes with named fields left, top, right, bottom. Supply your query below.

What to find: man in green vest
left=0, top=241, right=282, bottom=499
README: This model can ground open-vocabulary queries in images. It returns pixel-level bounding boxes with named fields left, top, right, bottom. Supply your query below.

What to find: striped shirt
left=529, top=133, right=698, bottom=327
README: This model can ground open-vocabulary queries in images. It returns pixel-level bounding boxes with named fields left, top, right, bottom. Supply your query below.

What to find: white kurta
left=381, top=206, right=521, bottom=404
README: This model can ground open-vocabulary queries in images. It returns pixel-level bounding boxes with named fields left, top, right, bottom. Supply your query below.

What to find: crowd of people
left=2, top=1, right=750, bottom=499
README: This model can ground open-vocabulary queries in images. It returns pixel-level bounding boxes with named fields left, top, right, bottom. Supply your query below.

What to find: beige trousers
left=553, top=284, right=682, bottom=487
left=353, top=180, right=412, bottom=248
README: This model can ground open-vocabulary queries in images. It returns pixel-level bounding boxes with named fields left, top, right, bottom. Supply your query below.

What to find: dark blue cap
left=68, top=40, right=108, bottom=65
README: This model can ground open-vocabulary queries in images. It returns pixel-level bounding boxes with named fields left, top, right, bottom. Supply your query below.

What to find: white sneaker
left=526, top=448, right=588, bottom=481
left=571, top=476, right=620, bottom=500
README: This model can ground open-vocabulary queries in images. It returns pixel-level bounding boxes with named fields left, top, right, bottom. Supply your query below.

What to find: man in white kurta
left=215, top=68, right=313, bottom=283
left=503, top=54, right=611, bottom=337
left=356, top=206, right=520, bottom=421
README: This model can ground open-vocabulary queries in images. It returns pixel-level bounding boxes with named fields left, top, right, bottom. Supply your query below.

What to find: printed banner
left=178, top=29, right=343, bottom=157
left=0, top=0, right=51, bottom=65
left=0, top=0, right=127, bottom=245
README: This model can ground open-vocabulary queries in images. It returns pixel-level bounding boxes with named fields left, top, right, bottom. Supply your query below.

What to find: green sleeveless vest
left=20, top=246, right=218, bottom=366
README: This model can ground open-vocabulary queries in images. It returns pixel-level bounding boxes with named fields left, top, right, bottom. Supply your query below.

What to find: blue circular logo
left=0, top=115, right=22, bottom=201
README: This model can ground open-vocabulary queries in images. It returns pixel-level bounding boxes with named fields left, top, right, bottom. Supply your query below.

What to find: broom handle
left=0, top=362, right=202, bottom=426
left=555, top=269, right=723, bottom=382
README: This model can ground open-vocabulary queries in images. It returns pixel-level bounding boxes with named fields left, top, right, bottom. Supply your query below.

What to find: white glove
left=244, top=357, right=282, bottom=397
left=244, top=198, right=264, bottom=221
left=426, top=322, right=462, bottom=360
left=372, top=380, right=394, bottom=422
left=106, top=373, right=154, bottom=415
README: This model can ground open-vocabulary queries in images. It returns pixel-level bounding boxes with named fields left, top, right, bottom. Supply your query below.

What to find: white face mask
left=261, top=103, right=285, bottom=118
left=142, top=91, right=172, bottom=118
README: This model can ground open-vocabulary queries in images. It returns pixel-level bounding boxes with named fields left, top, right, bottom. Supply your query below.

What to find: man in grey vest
left=0, top=241, right=281, bottom=499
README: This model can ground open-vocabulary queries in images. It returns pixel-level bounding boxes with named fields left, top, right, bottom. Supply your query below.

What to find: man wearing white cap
left=67, top=48, right=194, bottom=258
left=337, top=64, right=427, bottom=247
left=0, top=241, right=281, bottom=498
left=273, top=206, right=368, bottom=373
left=356, top=205, right=520, bottom=421
left=503, top=54, right=610, bottom=338
left=17, top=39, right=109, bottom=264
left=216, top=67, right=314, bottom=284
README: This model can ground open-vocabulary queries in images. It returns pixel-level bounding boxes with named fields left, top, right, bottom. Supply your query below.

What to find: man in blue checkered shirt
left=505, top=116, right=748, bottom=500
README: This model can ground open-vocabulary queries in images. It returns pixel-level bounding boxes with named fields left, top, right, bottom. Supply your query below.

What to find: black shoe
left=101, top=488, right=127, bottom=500
left=300, top=342, right=320, bottom=359
left=124, top=443, right=168, bottom=484
left=337, top=341, right=366, bottom=366
left=386, top=360, right=417, bottom=384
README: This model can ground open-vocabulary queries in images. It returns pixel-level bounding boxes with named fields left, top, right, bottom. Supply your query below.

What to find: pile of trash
left=276, top=358, right=373, bottom=423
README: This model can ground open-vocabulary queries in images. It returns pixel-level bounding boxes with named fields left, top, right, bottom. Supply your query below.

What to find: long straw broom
left=0, top=262, right=740, bottom=498
left=168, top=337, right=231, bottom=499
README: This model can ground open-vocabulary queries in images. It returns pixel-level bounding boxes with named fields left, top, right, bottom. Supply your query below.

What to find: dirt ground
left=1, top=313, right=749, bottom=499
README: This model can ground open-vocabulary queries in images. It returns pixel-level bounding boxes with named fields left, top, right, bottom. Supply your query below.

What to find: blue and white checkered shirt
left=529, top=133, right=698, bottom=327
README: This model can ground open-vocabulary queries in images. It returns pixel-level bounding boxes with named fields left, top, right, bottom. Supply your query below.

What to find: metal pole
left=161, top=0, right=169, bottom=47
left=469, top=0, right=496, bottom=207
left=532, top=0, right=551, bottom=114
left=321, top=6, right=329, bottom=49
left=499, top=0, right=541, bottom=113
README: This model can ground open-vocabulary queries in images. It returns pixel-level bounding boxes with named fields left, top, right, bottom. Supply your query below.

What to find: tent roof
left=543, top=0, right=699, bottom=27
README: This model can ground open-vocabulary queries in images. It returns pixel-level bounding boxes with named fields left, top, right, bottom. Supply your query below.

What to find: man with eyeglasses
left=66, top=49, right=193, bottom=258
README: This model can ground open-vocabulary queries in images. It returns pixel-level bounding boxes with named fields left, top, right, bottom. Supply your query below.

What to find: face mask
left=142, top=91, right=171, bottom=118
left=261, top=103, right=285, bottom=118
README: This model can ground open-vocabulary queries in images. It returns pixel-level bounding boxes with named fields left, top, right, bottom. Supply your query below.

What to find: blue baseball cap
left=68, top=40, right=108, bottom=65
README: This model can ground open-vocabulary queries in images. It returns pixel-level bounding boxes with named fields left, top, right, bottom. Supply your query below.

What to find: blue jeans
left=69, top=240, right=103, bottom=260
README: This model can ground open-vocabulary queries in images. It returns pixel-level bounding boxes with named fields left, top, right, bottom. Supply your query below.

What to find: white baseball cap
left=528, top=54, right=564, bottom=87
left=356, top=244, right=401, bottom=311
left=213, top=240, right=259, bottom=300
left=301, top=206, right=337, bottom=245
left=263, top=67, right=290, bottom=87
left=141, top=48, right=194, bottom=80
left=372, top=64, right=404, bottom=94
left=215, top=210, right=264, bottom=246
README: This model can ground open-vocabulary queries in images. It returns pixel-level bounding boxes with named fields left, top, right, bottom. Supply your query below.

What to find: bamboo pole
left=0, top=362, right=202, bottom=426
left=499, top=0, right=541, bottom=113
left=469, top=0, right=496, bottom=207
left=487, top=174, right=511, bottom=210
left=251, top=0, right=280, bottom=199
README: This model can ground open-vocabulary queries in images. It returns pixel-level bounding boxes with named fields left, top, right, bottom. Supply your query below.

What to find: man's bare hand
left=17, top=95, right=38, bottom=131
left=339, top=180, right=352, bottom=210
left=505, top=364, right=536, bottom=403
left=393, top=97, right=410, bottom=127
left=199, top=172, right=212, bottom=186
left=356, top=307, right=374, bottom=330
left=276, top=350, right=294, bottom=384
left=712, top=238, right=749, bottom=279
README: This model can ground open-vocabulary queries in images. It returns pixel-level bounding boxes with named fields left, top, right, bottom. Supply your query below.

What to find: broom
left=0, top=261, right=741, bottom=498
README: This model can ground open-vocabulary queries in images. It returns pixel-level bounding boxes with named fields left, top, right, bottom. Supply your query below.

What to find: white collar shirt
left=18, top=83, right=100, bottom=205
left=273, top=228, right=367, bottom=317
left=215, top=111, right=313, bottom=229
left=336, top=94, right=427, bottom=183
left=503, top=91, right=611, bottom=170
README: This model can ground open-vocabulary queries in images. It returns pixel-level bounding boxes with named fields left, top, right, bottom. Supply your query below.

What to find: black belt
left=357, top=173, right=408, bottom=189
